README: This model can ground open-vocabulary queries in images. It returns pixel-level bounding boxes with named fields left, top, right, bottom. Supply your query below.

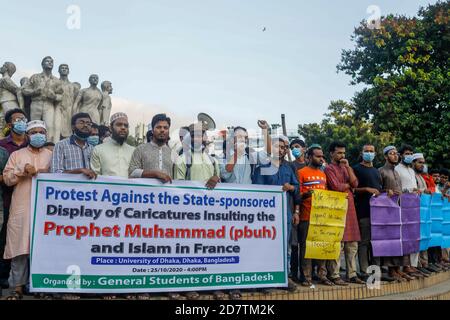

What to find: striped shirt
left=50, top=135, right=94, bottom=173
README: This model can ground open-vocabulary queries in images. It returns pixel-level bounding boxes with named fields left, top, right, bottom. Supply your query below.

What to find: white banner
left=29, top=174, right=287, bottom=293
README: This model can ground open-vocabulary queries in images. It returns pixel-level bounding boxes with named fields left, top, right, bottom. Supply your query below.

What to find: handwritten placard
left=305, top=189, right=348, bottom=260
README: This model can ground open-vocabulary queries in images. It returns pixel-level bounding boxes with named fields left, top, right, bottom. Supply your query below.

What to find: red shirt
left=297, top=166, right=327, bottom=221
left=421, top=173, right=437, bottom=193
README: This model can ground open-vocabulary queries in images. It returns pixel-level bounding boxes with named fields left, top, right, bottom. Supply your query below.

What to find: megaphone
left=197, top=113, right=216, bottom=131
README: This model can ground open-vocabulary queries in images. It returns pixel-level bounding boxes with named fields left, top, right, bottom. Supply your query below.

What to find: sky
left=1, top=0, right=438, bottom=137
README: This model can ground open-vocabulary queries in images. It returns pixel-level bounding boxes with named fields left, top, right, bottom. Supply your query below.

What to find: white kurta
left=3, top=147, right=52, bottom=259
left=90, top=138, right=135, bottom=178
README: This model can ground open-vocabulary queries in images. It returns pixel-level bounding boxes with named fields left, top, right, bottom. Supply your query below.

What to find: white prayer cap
left=271, top=134, right=289, bottom=144
left=26, top=120, right=46, bottom=132
left=412, top=153, right=425, bottom=161
left=110, top=112, right=128, bottom=125
left=383, top=145, right=396, bottom=155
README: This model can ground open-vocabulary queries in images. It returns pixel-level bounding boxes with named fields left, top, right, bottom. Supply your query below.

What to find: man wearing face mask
left=90, top=112, right=135, bottom=178
left=0, top=109, right=29, bottom=288
left=289, top=139, right=307, bottom=172
left=220, top=121, right=270, bottom=184
left=175, top=122, right=220, bottom=188
left=352, top=144, right=395, bottom=281
left=285, top=139, right=306, bottom=284
left=2, top=120, right=51, bottom=299
left=87, top=123, right=100, bottom=147
left=394, top=145, right=427, bottom=278
left=51, top=113, right=97, bottom=181
left=411, top=154, right=444, bottom=275
left=253, top=136, right=299, bottom=291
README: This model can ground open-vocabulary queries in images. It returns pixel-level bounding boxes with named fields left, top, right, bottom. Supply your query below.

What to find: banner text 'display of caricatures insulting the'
left=29, top=174, right=287, bottom=293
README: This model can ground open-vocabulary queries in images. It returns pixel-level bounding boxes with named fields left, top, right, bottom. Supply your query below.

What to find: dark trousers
left=428, top=246, right=442, bottom=264
left=290, top=245, right=300, bottom=280
left=0, top=207, right=11, bottom=280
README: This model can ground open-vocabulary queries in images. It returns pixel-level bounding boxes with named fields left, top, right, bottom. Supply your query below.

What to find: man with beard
left=90, top=112, right=135, bottom=178
left=174, top=121, right=221, bottom=300
left=325, top=142, right=363, bottom=285
left=50, top=113, right=97, bottom=180
left=253, top=135, right=299, bottom=291
left=378, top=146, right=414, bottom=281
left=394, top=145, right=428, bottom=278
left=412, top=154, right=447, bottom=274
left=129, top=113, right=173, bottom=182
left=296, top=145, right=333, bottom=287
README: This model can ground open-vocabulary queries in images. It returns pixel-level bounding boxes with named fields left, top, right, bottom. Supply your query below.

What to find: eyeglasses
left=13, top=117, right=27, bottom=123
left=76, top=120, right=92, bottom=127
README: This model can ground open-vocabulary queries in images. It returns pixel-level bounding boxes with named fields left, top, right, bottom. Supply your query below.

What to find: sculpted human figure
left=73, top=74, right=102, bottom=124
left=0, top=62, right=23, bottom=113
left=22, top=56, right=62, bottom=142
left=99, top=81, right=112, bottom=126
left=57, top=64, right=77, bottom=139
left=18, top=77, right=31, bottom=120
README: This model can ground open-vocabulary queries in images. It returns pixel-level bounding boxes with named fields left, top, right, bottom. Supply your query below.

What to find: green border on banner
left=31, top=272, right=285, bottom=289
left=30, top=177, right=288, bottom=290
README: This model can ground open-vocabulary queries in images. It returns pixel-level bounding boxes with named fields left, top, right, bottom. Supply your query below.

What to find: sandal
left=136, top=293, right=151, bottom=300
left=168, top=292, right=183, bottom=300
left=213, top=291, right=226, bottom=300
left=34, top=293, right=53, bottom=300
left=6, top=290, right=23, bottom=300
left=320, top=278, right=335, bottom=286
left=60, top=293, right=81, bottom=300
left=229, top=290, right=242, bottom=300
left=185, top=291, right=200, bottom=300
left=300, top=280, right=313, bottom=287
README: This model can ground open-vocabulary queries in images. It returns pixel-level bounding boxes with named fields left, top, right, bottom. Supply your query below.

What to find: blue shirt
left=252, top=161, right=299, bottom=220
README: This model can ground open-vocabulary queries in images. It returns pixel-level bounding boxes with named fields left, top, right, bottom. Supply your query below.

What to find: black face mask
left=74, top=128, right=90, bottom=140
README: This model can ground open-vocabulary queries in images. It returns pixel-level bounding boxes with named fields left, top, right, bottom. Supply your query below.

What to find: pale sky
left=1, top=0, right=437, bottom=136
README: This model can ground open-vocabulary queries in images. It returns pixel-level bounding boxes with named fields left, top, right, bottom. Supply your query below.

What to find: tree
left=337, top=1, right=450, bottom=168
left=298, top=100, right=393, bottom=166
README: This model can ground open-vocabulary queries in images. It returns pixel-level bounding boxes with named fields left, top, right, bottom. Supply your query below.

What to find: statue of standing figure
left=19, top=77, right=31, bottom=120
left=100, top=81, right=113, bottom=125
left=56, top=64, right=79, bottom=140
left=22, top=56, right=63, bottom=143
left=0, top=62, right=23, bottom=112
left=73, top=74, right=103, bottom=125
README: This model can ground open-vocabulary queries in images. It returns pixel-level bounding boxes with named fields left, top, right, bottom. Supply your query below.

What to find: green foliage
left=298, top=100, right=393, bottom=167
left=337, top=1, right=450, bottom=168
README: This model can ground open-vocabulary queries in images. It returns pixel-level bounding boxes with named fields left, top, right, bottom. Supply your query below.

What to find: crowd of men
left=0, top=107, right=449, bottom=300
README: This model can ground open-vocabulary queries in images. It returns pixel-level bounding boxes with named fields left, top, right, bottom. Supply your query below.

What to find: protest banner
left=305, top=189, right=347, bottom=260
left=371, top=194, right=420, bottom=256
left=429, top=193, right=444, bottom=248
left=370, top=194, right=402, bottom=257
left=442, top=198, right=450, bottom=249
left=419, top=194, right=432, bottom=251
left=400, top=193, right=420, bottom=255
left=29, top=174, right=287, bottom=293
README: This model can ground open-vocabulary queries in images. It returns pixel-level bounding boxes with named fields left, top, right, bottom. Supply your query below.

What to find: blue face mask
left=292, top=148, right=302, bottom=159
left=362, top=152, right=375, bottom=162
left=423, top=164, right=428, bottom=174
left=87, top=135, right=100, bottom=146
left=29, top=133, right=46, bottom=148
left=12, top=120, right=27, bottom=134
left=403, top=155, right=414, bottom=164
